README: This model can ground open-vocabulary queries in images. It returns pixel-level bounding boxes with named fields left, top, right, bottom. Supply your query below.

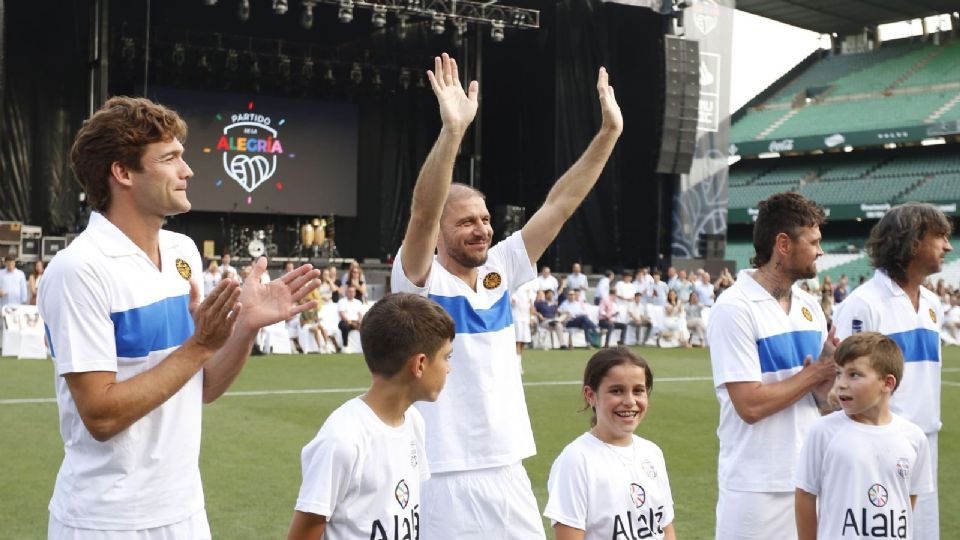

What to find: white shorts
left=914, top=432, right=939, bottom=540
left=421, top=463, right=546, bottom=540
left=715, top=488, right=795, bottom=540
left=514, top=319, right=532, bottom=343
left=48, top=511, right=211, bottom=540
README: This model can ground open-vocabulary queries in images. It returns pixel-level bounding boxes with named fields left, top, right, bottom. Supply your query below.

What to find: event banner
left=671, top=0, right=734, bottom=259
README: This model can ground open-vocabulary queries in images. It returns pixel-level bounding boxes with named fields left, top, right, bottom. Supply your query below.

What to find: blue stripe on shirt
left=429, top=291, right=513, bottom=335
left=888, top=328, right=940, bottom=363
left=756, top=330, right=822, bottom=374
left=110, top=295, right=194, bottom=358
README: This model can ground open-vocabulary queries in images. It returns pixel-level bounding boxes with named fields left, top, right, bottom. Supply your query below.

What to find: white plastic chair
left=261, top=321, right=292, bottom=354
left=2, top=305, right=22, bottom=357
left=17, top=306, right=47, bottom=359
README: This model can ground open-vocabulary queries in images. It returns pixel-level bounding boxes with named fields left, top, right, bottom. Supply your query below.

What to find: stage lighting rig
left=225, top=49, right=239, bottom=72
left=339, top=0, right=355, bottom=23
left=301, top=1, right=316, bottom=29
left=490, top=20, right=504, bottom=42
left=278, top=55, right=292, bottom=80
left=238, top=0, right=251, bottom=22
left=430, top=12, right=446, bottom=34
left=172, top=43, right=186, bottom=66
left=273, top=0, right=289, bottom=15
left=350, top=62, right=363, bottom=83
left=302, top=57, right=315, bottom=81
left=371, top=5, right=388, bottom=27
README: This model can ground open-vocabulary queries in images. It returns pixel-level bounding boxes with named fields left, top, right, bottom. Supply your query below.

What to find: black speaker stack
left=656, top=36, right=700, bottom=175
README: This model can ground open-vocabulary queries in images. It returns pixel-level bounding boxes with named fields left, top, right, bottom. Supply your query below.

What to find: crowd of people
left=10, top=50, right=951, bottom=540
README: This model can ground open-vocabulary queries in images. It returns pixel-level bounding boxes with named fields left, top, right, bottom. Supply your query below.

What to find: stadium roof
left=735, top=1, right=958, bottom=35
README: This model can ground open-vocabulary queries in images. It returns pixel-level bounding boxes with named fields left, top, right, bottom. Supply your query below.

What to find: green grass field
left=2, top=347, right=958, bottom=539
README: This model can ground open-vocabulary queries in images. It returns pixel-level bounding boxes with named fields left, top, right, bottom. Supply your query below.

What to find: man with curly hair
left=833, top=202, right=953, bottom=540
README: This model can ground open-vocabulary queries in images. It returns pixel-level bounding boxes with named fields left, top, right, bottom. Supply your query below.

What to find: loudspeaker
left=696, top=233, right=726, bottom=259
left=656, top=36, right=700, bottom=175
left=493, top=205, right=526, bottom=241
left=19, top=226, right=42, bottom=263
left=0, top=221, right=21, bottom=243
left=42, top=237, right=68, bottom=262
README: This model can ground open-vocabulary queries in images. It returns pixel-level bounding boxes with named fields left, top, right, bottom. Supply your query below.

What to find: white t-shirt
left=615, top=280, right=637, bottom=301
left=38, top=212, right=205, bottom=530
left=707, top=269, right=826, bottom=492
left=545, top=432, right=674, bottom=540
left=537, top=274, right=560, bottom=294
left=337, top=297, right=364, bottom=323
left=295, top=398, right=429, bottom=540
left=694, top=281, right=715, bottom=306
left=795, top=412, right=933, bottom=540
left=833, top=270, right=943, bottom=434
left=566, top=272, right=589, bottom=292
left=391, top=231, right=537, bottom=472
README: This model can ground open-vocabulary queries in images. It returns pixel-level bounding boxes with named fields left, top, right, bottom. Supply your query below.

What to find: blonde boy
left=287, top=293, right=455, bottom=540
left=795, top=332, right=933, bottom=540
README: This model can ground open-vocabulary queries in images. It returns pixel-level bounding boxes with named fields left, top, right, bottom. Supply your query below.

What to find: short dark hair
left=836, top=332, right=903, bottom=391
left=70, top=96, right=188, bottom=212
left=360, top=293, right=455, bottom=377
left=751, top=192, right=826, bottom=268
left=582, top=346, right=653, bottom=427
left=866, top=203, right=953, bottom=284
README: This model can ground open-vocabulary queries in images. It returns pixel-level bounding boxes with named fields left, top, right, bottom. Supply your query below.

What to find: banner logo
left=692, top=0, right=720, bottom=36
left=216, top=112, right=284, bottom=193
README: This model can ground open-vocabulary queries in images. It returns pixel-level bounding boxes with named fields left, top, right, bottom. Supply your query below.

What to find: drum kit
left=228, top=225, right=279, bottom=259
left=298, top=216, right=338, bottom=258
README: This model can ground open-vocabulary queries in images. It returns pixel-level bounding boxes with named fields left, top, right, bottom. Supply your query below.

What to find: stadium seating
left=899, top=172, right=960, bottom=203
left=899, top=39, right=960, bottom=89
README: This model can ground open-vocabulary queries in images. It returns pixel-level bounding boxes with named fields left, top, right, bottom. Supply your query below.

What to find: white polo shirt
left=391, top=231, right=537, bottom=473
left=38, top=212, right=205, bottom=530
left=707, top=270, right=826, bottom=492
left=833, top=269, right=943, bottom=434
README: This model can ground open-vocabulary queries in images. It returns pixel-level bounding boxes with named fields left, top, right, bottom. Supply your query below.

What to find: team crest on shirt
left=929, top=308, right=937, bottom=323
left=395, top=479, right=410, bottom=509
left=175, top=258, right=192, bottom=280
left=629, top=483, right=646, bottom=508
left=482, top=272, right=502, bottom=289
left=801, top=307, right=813, bottom=322
left=640, top=459, right=658, bottom=479
left=896, top=458, right=910, bottom=480
left=868, top=484, right=888, bottom=507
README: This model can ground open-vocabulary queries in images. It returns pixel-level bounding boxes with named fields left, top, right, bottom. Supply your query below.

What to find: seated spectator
left=341, top=264, right=367, bottom=302
left=298, top=281, right=340, bottom=354
left=833, top=274, right=849, bottom=304
left=566, top=263, right=589, bottom=294
left=537, top=266, right=560, bottom=295
left=559, top=289, right=600, bottom=348
left=614, top=271, right=637, bottom=302
left=626, top=292, right=651, bottom=344
left=597, top=288, right=627, bottom=347
left=671, top=269, right=694, bottom=304
left=694, top=271, right=715, bottom=307
left=662, top=289, right=690, bottom=348
left=686, top=291, right=707, bottom=347
left=535, top=289, right=569, bottom=349
left=649, top=269, right=669, bottom=307
left=337, top=284, right=364, bottom=348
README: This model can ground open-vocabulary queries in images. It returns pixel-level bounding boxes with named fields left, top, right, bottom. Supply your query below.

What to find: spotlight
left=272, top=0, right=288, bottom=15
left=398, top=67, right=411, bottom=90
left=338, top=1, right=354, bottom=23
left=204, top=0, right=218, bottom=5
left=453, top=19, right=467, bottom=46
left=371, top=5, right=387, bottom=28
left=302, top=57, right=315, bottom=81
left=350, top=62, right=363, bottom=84
left=430, top=12, right=446, bottom=34
left=490, top=20, right=505, bottom=42
left=225, top=49, right=239, bottom=72
left=278, top=55, right=291, bottom=80
left=301, top=1, right=315, bottom=29
left=237, top=0, right=250, bottom=22
left=171, top=43, right=186, bottom=67
left=396, top=14, right=410, bottom=39
left=324, top=63, right=335, bottom=82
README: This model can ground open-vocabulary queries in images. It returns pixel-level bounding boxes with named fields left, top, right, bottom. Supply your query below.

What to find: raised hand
left=236, top=257, right=321, bottom=331
left=596, top=67, right=623, bottom=134
left=190, top=278, right=242, bottom=351
left=427, top=52, right=479, bottom=133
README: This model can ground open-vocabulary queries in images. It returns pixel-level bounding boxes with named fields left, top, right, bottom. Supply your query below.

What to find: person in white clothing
left=391, top=53, right=622, bottom=539
left=537, top=266, right=560, bottom=295
left=202, top=260, right=221, bottom=296
left=795, top=332, right=933, bottom=540
left=337, top=284, right=364, bottom=348
left=707, top=192, right=838, bottom=540
left=287, top=293, right=454, bottom=540
left=566, top=263, right=589, bottom=293
left=512, top=280, right=537, bottom=356
left=831, top=202, right=952, bottom=540
left=40, top=96, right=320, bottom=539
left=0, top=255, right=28, bottom=307
left=545, top=346, right=676, bottom=540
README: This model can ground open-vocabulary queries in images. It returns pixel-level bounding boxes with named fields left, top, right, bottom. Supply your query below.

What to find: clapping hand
left=236, top=257, right=321, bottom=332
left=427, top=52, right=479, bottom=134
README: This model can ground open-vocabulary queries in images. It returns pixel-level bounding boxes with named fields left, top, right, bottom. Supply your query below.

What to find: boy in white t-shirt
left=795, top=332, right=933, bottom=540
left=287, top=293, right=455, bottom=540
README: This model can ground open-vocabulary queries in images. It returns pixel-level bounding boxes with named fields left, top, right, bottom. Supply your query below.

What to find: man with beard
left=707, top=192, right=838, bottom=540
left=390, top=53, right=622, bottom=539
left=832, top=203, right=953, bottom=540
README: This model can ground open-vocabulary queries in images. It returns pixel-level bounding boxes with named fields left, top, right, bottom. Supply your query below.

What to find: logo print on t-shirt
left=929, top=308, right=937, bottom=323
left=395, top=479, right=410, bottom=509
left=629, top=483, right=646, bottom=508
left=868, top=484, right=888, bottom=507
left=175, top=258, right=192, bottom=280
left=896, top=458, right=910, bottom=480
left=483, top=272, right=502, bottom=289
left=641, top=459, right=657, bottom=479
left=410, top=441, right=418, bottom=468
left=801, top=307, right=813, bottom=322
